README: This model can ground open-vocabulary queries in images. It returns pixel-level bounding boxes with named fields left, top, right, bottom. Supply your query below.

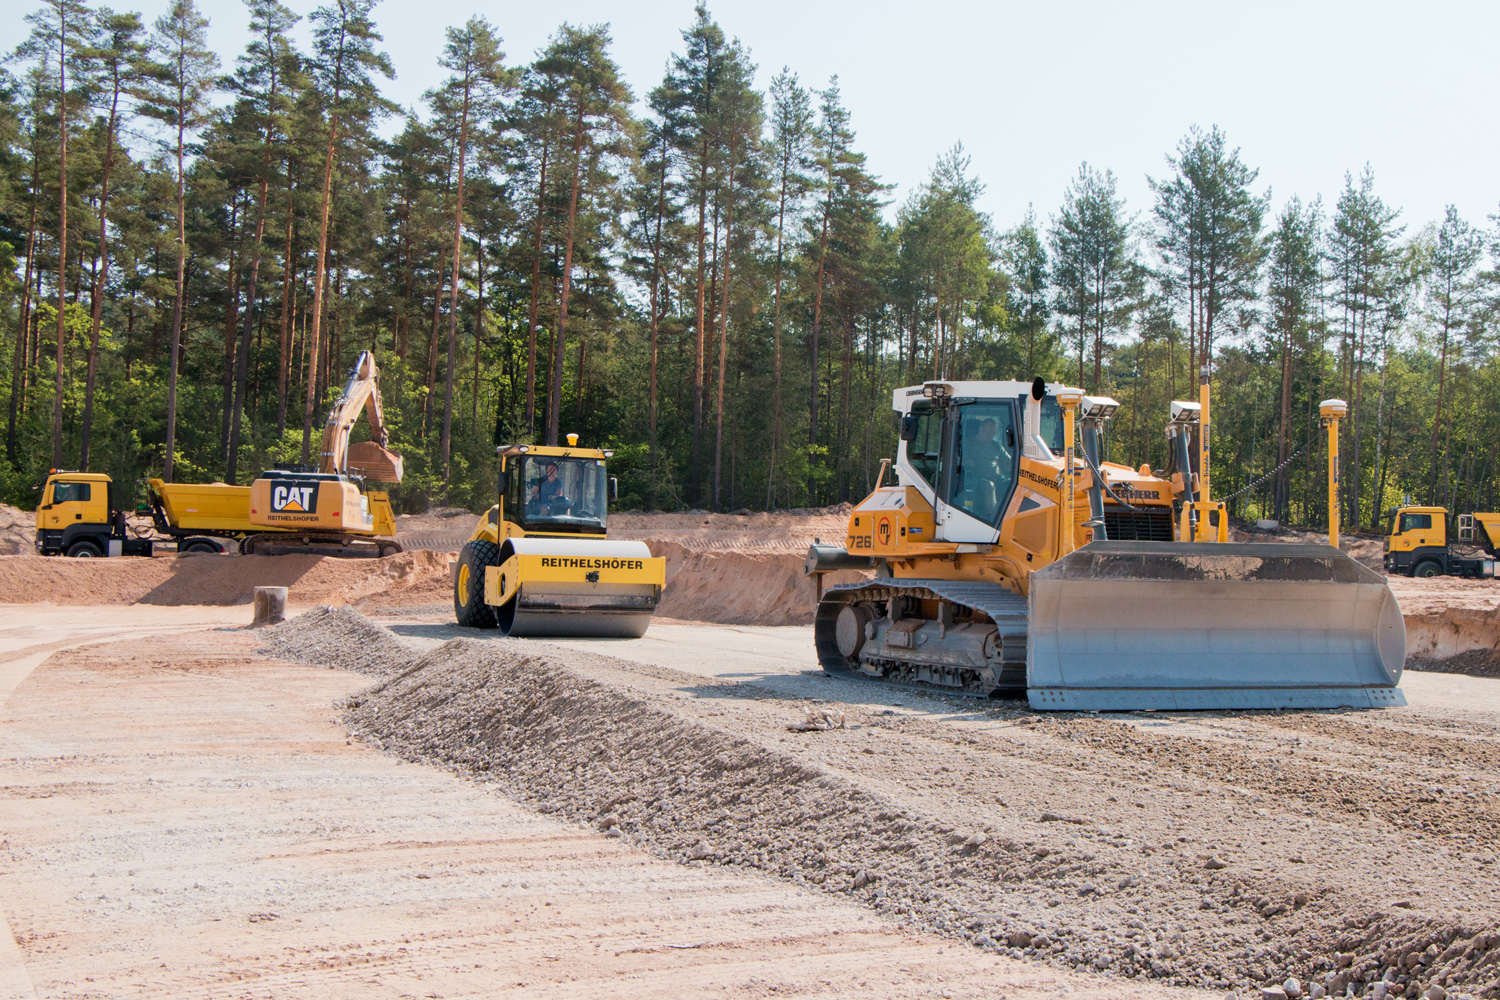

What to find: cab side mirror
left=497, top=468, right=509, bottom=494
left=610, top=477, right=618, bottom=500
left=899, top=415, right=918, bottom=442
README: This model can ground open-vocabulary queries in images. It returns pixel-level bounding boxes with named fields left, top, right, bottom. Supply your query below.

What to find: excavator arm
left=320, top=351, right=404, bottom=482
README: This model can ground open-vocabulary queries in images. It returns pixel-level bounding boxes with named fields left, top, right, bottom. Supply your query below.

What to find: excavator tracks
left=814, top=578, right=1029, bottom=698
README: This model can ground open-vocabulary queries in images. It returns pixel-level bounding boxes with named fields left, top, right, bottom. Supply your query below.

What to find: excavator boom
left=321, top=351, right=403, bottom=483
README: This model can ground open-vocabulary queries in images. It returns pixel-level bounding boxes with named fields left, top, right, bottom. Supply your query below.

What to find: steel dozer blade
left=1026, top=541, right=1406, bottom=711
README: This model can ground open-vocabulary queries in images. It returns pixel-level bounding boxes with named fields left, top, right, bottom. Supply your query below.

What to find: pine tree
left=431, top=16, right=509, bottom=483
left=1425, top=205, right=1483, bottom=502
left=1050, top=163, right=1135, bottom=392
left=532, top=24, right=632, bottom=447
left=139, top=0, right=218, bottom=481
left=764, top=67, right=811, bottom=508
left=222, top=0, right=300, bottom=483
left=1265, top=196, right=1321, bottom=522
left=300, top=0, right=393, bottom=465
left=77, top=8, right=147, bottom=471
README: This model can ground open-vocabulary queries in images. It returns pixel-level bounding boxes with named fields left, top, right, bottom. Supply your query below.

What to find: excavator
left=244, top=351, right=405, bottom=556
left=805, top=377, right=1406, bottom=711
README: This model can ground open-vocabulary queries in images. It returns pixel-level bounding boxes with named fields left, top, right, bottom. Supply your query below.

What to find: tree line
left=3, top=0, right=1499, bottom=529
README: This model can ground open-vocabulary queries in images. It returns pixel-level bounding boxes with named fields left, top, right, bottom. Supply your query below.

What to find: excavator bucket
left=1027, top=541, right=1406, bottom=711
left=346, top=440, right=404, bottom=483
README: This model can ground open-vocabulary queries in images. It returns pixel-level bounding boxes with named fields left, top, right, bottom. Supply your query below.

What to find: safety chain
left=1217, top=442, right=1308, bottom=503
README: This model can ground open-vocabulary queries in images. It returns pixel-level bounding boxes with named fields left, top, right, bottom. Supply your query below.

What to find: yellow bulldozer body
left=808, top=378, right=1406, bottom=711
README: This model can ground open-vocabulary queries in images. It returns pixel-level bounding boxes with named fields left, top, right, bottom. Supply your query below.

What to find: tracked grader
left=806, top=378, right=1406, bottom=711
left=453, top=436, right=665, bottom=638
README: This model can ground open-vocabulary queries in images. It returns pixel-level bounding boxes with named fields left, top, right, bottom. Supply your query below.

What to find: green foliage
left=0, top=2, right=1496, bottom=534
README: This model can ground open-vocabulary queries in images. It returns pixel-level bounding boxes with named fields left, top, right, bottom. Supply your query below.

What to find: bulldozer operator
left=957, top=415, right=1012, bottom=524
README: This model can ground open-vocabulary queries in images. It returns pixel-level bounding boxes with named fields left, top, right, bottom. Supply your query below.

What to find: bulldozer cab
left=897, top=383, right=1036, bottom=544
left=499, top=447, right=612, bottom=537
left=36, top=472, right=112, bottom=532
left=1386, top=506, right=1447, bottom=553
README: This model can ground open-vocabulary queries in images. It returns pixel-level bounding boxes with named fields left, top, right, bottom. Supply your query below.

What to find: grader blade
left=1026, top=541, right=1406, bottom=711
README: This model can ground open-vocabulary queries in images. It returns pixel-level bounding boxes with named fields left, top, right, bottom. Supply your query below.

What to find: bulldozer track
left=815, top=578, right=1029, bottom=698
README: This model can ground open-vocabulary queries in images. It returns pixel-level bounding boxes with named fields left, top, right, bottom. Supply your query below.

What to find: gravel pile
left=342, top=634, right=1500, bottom=997
left=258, top=605, right=415, bottom=676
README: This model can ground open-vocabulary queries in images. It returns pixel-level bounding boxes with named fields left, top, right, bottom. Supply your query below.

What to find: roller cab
left=452, top=437, right=665, bottom=637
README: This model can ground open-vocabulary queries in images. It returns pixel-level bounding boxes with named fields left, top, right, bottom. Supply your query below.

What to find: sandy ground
left=0, top=605, right=1208, bottom=1000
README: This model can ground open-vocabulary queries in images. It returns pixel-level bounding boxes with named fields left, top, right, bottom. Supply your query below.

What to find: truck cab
left=1384, top=505, right=1499, bottom=578
left=34, top=471, right=153, bottom=557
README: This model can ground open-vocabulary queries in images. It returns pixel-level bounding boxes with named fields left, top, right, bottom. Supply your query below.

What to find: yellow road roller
left=453, top=436, right=665, bottom=637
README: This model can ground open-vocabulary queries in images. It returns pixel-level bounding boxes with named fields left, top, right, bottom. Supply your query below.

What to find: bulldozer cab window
left=948, top=402, right=1018, bottom=526
left=1399, top=512, right=1432, bottom=534
left=906, top=400, right=943, bottom=489
left=1038, top=396, right=1065, bottom=453
left=521, top=457, right=608, bottom=533
left=50, top=481, right=91, bottom=504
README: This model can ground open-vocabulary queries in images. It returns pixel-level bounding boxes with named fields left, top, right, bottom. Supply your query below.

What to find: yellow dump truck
left=32, top=470, right=397, bottom=556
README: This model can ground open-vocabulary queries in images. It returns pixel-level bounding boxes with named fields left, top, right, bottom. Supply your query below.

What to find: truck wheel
left=1412, top=560, right=1443, bottom=578
left=182, top=540, right=220, bottom=554
left=454, top=540, right=498, bottom=629
left=66, top=540, right=102, bottom=558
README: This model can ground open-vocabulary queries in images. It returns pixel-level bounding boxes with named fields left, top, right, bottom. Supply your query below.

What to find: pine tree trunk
left=52, top=18, right=70, bottom=470
left=228, top=170, right=271, bottom=484
left=163, top=82, right=189, bottom=481
left=8, top=154, right=39, bottom=467
left=440, top=77, right=473, bottom=484
left=522, top=136, right=550, bottom=437
left=689, top=138, right=710, bottom=505
left=547, top=108, right=586, bottom=447
left=423, top=248, right=446, bottom=438
left=300, top=118, right=341, bottom=468
left=767, top=139, right=789, bottom=510
left=276, top=164, right=295, bottom=439
left=808, top=184, right=832, bottom=500
left=648, top=147, right=666, bottom=510
left=712, top=155, right=735, bottom=511
left=80, top=69, right=123, bottom=471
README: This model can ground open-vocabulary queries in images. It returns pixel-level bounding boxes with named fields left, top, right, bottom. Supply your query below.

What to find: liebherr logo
left=271, top=483, right=318, bottom=512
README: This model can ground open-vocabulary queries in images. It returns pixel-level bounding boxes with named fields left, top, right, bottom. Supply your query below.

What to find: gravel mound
left=343, top=639, right=1500, bottom=997
left=259, top=605, right=415, bottom=676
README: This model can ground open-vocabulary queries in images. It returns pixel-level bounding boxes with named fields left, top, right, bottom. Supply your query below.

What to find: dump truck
left=31, top=470, right=398, bottom=556
left=1384, top=505, right=1500, bottom=578
left=804, top=377, right=1406, bottom=711
left=452, top=435, right=666, bottom=637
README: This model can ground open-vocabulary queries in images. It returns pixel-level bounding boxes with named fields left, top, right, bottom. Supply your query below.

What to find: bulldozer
left=805, top=377, right=1406, bottom=711
left=452, top=435, right=666, bottom=637
left=245, top=351, right=404, bottom=556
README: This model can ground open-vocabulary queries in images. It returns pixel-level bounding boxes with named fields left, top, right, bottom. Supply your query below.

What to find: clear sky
left=10, top=0, right=1497, bottom=238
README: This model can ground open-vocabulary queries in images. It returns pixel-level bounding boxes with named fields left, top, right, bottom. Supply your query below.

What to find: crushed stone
left=258, top=605, right=415, bottom=676
left=339, top=630, right=1500, bottom=997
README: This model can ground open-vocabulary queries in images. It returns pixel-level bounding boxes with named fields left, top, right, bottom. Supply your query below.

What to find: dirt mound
left=345, top=635, right=1500, bottom=997
left=258, top=605, right=415, bottom=675
left=0, top=502, right=34, bottom=555
left=0, top=549, right=451, bottom=608
left=652, top=539, right=869, bottom=625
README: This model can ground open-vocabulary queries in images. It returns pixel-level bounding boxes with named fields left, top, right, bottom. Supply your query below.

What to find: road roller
left=804, top=377, right=1406, bottom=711
left=452, top=435, right=666, bottom=638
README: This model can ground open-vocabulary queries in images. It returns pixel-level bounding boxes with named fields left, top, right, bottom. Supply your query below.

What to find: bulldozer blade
left=1027, top=541, right=1406, bottom=711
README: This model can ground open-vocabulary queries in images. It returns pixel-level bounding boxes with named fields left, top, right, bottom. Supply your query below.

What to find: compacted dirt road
left=0, top=607, right=1206, bottom=999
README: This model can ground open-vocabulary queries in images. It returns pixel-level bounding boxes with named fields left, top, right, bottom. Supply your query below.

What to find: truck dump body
left=1027, top=541, right=1406, bottom=710
left=148, top=479, right=253, bottom=533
